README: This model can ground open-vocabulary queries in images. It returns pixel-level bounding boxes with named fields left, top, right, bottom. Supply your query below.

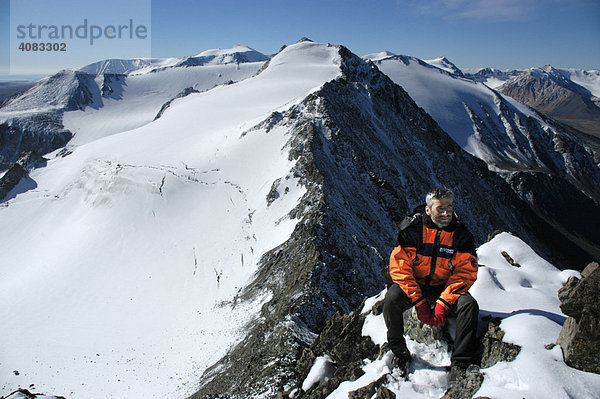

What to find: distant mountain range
left=467, top=65, right=600, bottom=137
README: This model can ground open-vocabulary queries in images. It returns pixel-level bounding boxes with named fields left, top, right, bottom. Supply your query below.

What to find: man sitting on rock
left=383, top=187, right=479, bottom=386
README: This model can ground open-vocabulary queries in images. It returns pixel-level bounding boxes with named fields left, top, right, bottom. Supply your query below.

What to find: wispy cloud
left=398, top=0, right=539, bottom=21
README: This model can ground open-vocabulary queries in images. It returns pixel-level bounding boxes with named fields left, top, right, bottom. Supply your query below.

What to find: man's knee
left=456, top=293, right=479, bottom=313
left=385, top=284, right=412, bottom=310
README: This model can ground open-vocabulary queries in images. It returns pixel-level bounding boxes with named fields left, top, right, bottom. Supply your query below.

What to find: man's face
left=426, top=197, right=453, bottom=228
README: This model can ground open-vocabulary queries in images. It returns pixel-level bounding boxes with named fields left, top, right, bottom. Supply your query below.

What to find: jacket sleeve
left=438, top=229, right=478, bottom=308
left=389, top=228, right=425, bottom=305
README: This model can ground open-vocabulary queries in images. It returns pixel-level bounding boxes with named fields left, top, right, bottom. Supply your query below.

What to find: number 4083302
left=18, top=42, right=67, bottom=51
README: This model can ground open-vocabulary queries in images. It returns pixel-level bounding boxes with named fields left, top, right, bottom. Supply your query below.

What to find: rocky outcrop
left=0, top=116, right=71, bottom=173
left=0, top=152, right=46, bottom=201
left=441, top=365, right=485, bottom=399
left=348, top=376, right=394, bottom=399
left=154, top=87, right=200, bottom=120
left=478, top=316, right=521, bottom=368
left=1, top=388, right=66, bottom=399
left=0, top=163, right=27, bottom=201
left=291, top=295, right=522, bottom=399
left=557, top=262, right=600, bottom=374
left=0, top=70, right=98, bottom=171
left=295, top=299, right=380, bottom=398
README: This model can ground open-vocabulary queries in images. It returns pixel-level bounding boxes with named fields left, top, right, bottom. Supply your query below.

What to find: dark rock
left=557, top=262, right=600, bottom=374
left=267, top=178, right=282, bottom=205
left=314, top=308, right=379, bottom=365
left=501, top=251, right=521, bottom=267
left=3, top=388, right=67, bottom=399
left=295, top=302, right=380, bottom=397
left=154, top=87, right=200, bottom=120
left=300, top=377, right=340, bottom=399
left=558, top=262, right=600, bottom=319
left=0, top=162, right=27, bottom=200
left=348, top=374, right=388, bottom=398
left=403, top=306, right=450, bottom=345
left=486, top=230, right=504, bottom=243
left=372, top=299, right=384, bottom=316
left=374, top=386, right=396, bottom=399
left=442, top=364, right=484, bottom=399
left=479, top=317, right=521, bottom=368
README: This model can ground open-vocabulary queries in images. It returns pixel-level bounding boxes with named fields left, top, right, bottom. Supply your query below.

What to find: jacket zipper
left=426, top=229, right=442, bottom=286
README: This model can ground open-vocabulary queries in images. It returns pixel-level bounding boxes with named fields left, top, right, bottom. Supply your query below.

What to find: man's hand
left=415, top=301, right=436, bottom=326
left=434, top=302, right=449, bottom=326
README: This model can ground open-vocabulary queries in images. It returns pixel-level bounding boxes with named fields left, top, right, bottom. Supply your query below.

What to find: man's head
left=425, top=187, right=454, bottom=228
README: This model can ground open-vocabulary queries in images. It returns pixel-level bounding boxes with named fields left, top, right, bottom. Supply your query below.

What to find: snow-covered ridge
left=78, top=45, right=269, bottom=75
left=63, top=60, right=265, bottom=146
left=0, top=45, right=272, bottom=159
left=0, top=70, right=95, bottom=115
left=565, top=68, right=600, bottom=98
left=466, top=65, right=600, bottom=97
left=367, top=54, right=600, bottom=190
left=424, top=56, right=464, bottom=77
left=78, top=57, right=181, bottom=75
left=189, top=45, right=269, bottom=64
left=362, top=51, right=397, bottom=61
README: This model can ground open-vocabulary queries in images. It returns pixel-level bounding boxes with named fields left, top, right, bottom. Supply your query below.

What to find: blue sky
left=1, top=0, right=599, bottom=79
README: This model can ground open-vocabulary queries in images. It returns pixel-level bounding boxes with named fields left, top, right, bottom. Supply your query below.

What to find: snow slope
left=365, top=55, right=503, bottom=153
left=565, top=68, right=600, bottom=98
left=78, top=46, right=268, bottom=75
left=364, top=54, right=600, bottom=192
left=306, top=233, right=600, bottom=399
left=185, top=45, right=270, bottom=66
left=424, top=56, right=464, bottom=77
left=0, top=41, right=341, bottom=399
left=78, top=58, right=181, bottom=75
left=62, top=61, right=264, bottom=146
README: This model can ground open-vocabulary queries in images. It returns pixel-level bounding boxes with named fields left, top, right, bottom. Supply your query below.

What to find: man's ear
left=425, top=206, right=431, bottom=216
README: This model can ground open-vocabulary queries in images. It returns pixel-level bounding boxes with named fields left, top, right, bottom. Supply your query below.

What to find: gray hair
left=426, top=187, right=454, bottom=208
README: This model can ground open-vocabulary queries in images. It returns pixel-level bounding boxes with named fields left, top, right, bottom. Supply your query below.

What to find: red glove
left=434, top=302, right=449, bottom=326
left=415, top=301, right=436, bottom=327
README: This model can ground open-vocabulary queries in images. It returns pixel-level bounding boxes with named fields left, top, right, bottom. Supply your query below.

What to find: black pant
left=383, top=283, right=479, bottom=364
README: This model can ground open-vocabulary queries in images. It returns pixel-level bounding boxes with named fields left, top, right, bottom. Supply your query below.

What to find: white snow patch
left=302, top=355, right=335, bottom=392
left=471, top=233, right=599, bottom=399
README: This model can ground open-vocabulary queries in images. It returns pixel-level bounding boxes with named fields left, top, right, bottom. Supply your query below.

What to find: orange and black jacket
left=389, top=205, right=478, bottom=310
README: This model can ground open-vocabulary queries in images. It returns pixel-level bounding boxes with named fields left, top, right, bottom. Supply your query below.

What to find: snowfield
left=304, top=233, right=600, bottom=399
left=0, top=41, right=341, bottom=399
left=63, top=61, right=265, bottom=146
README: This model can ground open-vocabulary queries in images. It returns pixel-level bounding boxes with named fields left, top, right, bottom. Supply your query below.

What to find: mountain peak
left=361, top=51, right=397, bottom=61
left=181, top=45, right=269, bottom=67
left=296, top=37, right=314, bottom=43
left=424, top=56, right=464, bottom=77
left=193, top=45, right=262, bottom=58
left=541, top=64, right=556, bottom=73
